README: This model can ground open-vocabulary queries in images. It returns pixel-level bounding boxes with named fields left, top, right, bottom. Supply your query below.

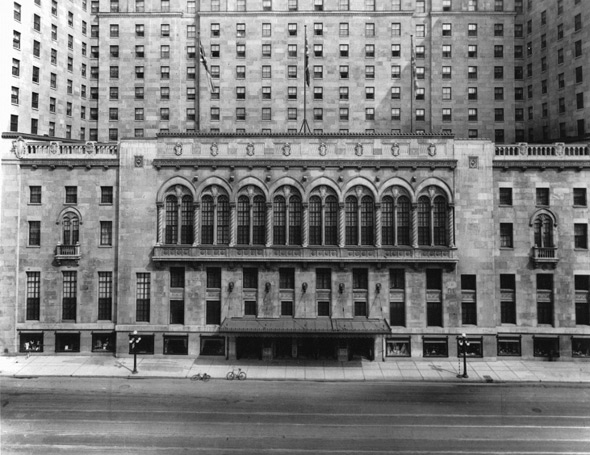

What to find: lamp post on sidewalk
left=456, top=333, right=470, bottom=379
left=129, top=331, right=141, bottom=374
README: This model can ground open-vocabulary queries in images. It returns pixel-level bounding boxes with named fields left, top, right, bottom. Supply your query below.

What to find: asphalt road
left=1, top=378, right=589, bottom=455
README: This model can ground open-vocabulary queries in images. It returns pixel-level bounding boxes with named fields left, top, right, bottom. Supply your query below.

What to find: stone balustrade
left=495, top=143, right=590, bottom=159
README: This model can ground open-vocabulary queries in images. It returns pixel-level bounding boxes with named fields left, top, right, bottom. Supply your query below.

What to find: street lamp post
left=456, top=333, right=470, bottom=379
left=129, top=331, right=141, bottom=374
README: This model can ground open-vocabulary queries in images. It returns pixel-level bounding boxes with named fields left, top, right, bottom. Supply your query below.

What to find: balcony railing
left=152, top=245, right=458, bottom=265
left=55, top=244, right=81, bottom=264
left=531, top=246, right=558, bottom=268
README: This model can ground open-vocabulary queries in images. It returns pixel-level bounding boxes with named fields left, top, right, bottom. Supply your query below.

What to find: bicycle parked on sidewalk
left=226, top=368, right=246, bottom=380
left=190, top=372, right=211, bottom=382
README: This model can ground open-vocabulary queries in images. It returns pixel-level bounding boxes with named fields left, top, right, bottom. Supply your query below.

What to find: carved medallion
left=174, top=142, right=183, bottom=156
left=318, top=143, right=327, bottom=156
left=282, top=143, right=291, bottom=156
left=50, top=141, right=59, bottom=154
left=428, top=143, right=437, bottom=157
left=210, top=143, right=219, bottom=156
left=134, top=155, right=144, bottom=167
left=391, top=143, right=400, bottom=157
left=355, top=143, right=363, bottom=156
left=246, top=142, right=255, bottom=156
left=11, top=136, right=25, bottom=158
left=85, top=141, right=96, bottom=155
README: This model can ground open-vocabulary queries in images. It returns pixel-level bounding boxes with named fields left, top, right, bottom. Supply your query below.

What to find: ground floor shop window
left=386, top=337, right=410, bottom=357
left=19, top=332, right=43, bottom=353
left=128, top=333, right=154, bottom=354
left=457, top=336, right=482, bottom=358
left=200, top=336, right=225, bottom=356
left=497, top=335, right=521, bottom=356
left=92, top=332, right=115, bottom=352
left=163, top=335, right=188, bottom=355
left=572, top=337, right=590, bottom=358
left=423, top=337, right=448, bottom=357
left=55, top=332, right=80, bottom=352
left=533, top=336, right=559, bottom=357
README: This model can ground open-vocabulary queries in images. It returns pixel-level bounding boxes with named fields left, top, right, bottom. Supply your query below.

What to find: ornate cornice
left=19, top=159, right=118, bottom=169
left=493, top=160, right=590, bottom=170
left=152, top=159, right=457, bottom=169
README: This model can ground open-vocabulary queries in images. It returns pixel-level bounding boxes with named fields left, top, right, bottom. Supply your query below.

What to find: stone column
left=302, top=202, right=309, bottom=247
left=411, top=202, right=418, bottom=248
left=192, top=202, right=200, bottom=246
left=447, top=203, right=455, bottom=248
left=265, top=201, right=273, bottom=247
left=392, top=201, right=398, bottom=246
left=156, top=202, right=164, bottom=245
left=229, top=202, right=237, bottom=247
left=374, top=202, right=382, bottom=248
left=338, top=202, right=346, bottom=248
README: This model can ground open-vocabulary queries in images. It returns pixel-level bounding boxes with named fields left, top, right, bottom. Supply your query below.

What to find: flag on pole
left=304, top=33, right=310, bottom=87
left=410, top=35, right=418, bottom=92
left=199, top=40, right=215, bottom=93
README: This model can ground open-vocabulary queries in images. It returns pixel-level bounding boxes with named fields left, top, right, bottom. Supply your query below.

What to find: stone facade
left=2, top=134, right=589, bottom=360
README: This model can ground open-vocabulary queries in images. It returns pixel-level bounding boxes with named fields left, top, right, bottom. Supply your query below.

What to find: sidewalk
left=1, top=355, right=589, bottom=383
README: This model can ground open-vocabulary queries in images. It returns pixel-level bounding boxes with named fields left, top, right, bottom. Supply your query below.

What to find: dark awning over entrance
left=219, top=318, right=391, bottom=336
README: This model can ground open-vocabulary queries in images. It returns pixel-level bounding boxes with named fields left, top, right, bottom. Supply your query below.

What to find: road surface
left=2, top=377, right=589, bottom=454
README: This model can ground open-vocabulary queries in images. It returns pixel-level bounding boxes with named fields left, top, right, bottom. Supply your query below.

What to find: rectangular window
left=316, top=268, right=331, bottom=290
left=136, top=273, right=150, bottom=322
left=536, top=188, right=549, bottom=206
left=574, top=188, right=587, bottom=206
left=28, top=221, right=41, bottom=246
left=98, top=272, right=113, bottom=320
left=62, top=271, right=77, bottom=320
left=169, top=300, right=184, bottom=325
left=281, top=301, right=294, bottom=316
left=575, top=275, right=590, bottom=325
left=99, top=221, right=112, bottom=246
left=537, top=274, right=554, bottom=325
left=207, top=267, right=222, bottom=289
left=26, top=272, right=41, bottom=320
left=423, top=337, right=448, bottom=357
left=461, top=275, right=477, bottom=325
left=353, top=269, right=368, bottom=290
left=575, top=224, right=588, bottom=249
left=500, top=223, right=513, bottom=248
left=279, top=268, right=295, bottom=289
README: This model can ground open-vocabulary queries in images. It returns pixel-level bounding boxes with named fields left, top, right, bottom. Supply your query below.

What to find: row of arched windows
left=157, top=183, right=455, bottom=248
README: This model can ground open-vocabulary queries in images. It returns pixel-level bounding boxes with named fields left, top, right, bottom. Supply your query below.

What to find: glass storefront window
left=423, top=337, right=448, bottom=357
left=386, top=338, right=410, bottom=357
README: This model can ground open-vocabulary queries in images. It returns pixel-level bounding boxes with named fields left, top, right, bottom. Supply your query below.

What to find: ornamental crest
left=518, top=143, right=527, bottom=156
left=354, top=143, right=363, bottom=156
left=391, top=143, right=400, bottom=157
left=11, top=136, right=25, bottom=158
left=134, top=155, right=144, bottom=167
left=210, top=143, right=219, bottom=156
left=282, top=143, right=291, bottom=156
left=555, top=143, right=564, bottom=156
left=85, top=141, right=96, bottom=154
left=318, top=143, right=327, bottom=156
left=246, top=143, right=255, bottom=156
left=174, top=142, right=183, bottom=156
left=50, top=141, right=59, bottom=154
left=428, top=143, right=437, bottom=157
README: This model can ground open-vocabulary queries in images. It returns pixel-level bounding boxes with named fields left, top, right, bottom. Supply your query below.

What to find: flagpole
left=410, top=34, right=414, bottom=134
left=196, top=32, right=201, bottom=131
left=300, top=25, right=310, bottom=134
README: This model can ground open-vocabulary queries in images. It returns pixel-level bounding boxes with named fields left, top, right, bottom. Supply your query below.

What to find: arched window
left=273, top=186, right=302, bottom=246
left=289, top=195, right=302, bottom=245
left=382, top=196, right=394, bottom=245
left=217, top=195, right=230, bottom=245
left=418, top=196, right=431, bottom=246
left=273, top=196, right=286, bottom=245
left=181, top=196, right=194, bottom=244
left=345, top=196, right=358, bottom=245
left=237, top=196, right=250, bottom=245
left=360, top=196, right=374, bottom=245
left=237, top=193, right=267, bottom=246
left=165, top=195, right=178, bottom=244
left=534, top=214, right=554, bottom=247
left=252, top=195, right=266, bottom=245
left=325, top=196, right=338, bottom=245
left=433, top=196, right=447, bottom=246
left=200, top=188, right=230, bottom=246
left=397, top=196, right=411, bottom=246
left=201, top=195, right=214, bottom=244
left=163, top=188, right=194, bottom=245
left=62, top=213, right=79, bottom=245
left=309, top=196, right=322, bottom=246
